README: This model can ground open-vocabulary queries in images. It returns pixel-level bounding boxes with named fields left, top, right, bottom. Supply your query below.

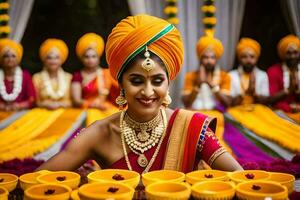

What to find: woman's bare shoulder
left=80, top=112, right=121, bottom=140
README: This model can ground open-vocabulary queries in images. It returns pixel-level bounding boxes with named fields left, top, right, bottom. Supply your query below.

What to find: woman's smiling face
left=121, top=56, right=169, bottom=121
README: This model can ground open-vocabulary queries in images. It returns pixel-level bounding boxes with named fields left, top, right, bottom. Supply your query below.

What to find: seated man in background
left=230, top=38, right=269, bottom=106
left=182, top=36, right=231, bottom=110
left=268, top=35, right=300, bottom=113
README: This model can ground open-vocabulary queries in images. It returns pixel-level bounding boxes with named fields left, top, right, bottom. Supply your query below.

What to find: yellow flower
left=201, top=5, right=216, bottom=13
left=166, top=0, right=177, bottom=2
left=0, top=3, right=9, bottom=10
left=0, top=14, right=9, bottom=21
left=168, top=17, right=179, bottom=25
left=164, top=6, right=178, bottom=14
left=203, top=17, right=217, bottom=25
left=0, top=26, right=10, bottom=33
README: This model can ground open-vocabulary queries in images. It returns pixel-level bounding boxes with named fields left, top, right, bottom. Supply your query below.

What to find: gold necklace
left=120, top=109, right=167, bottom=173
left=123, top=111, right=163, bottom=154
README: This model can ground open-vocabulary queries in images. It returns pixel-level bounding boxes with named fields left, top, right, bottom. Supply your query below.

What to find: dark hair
left=118, top=51, right=168, bottom=84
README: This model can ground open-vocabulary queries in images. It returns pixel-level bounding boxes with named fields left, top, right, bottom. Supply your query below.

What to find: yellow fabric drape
left=228, top=104, right=300, bottom=153
left=86, top=108, right=118, bottom=126
left=286, top=112, right=300, bottom=124
left=0, top=108, right=82, bottom=162
left=0, top=111, right=12, bottom=122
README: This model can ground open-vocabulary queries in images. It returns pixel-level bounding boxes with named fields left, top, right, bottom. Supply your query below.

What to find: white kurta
left=229, top=67, right=270, bottom=97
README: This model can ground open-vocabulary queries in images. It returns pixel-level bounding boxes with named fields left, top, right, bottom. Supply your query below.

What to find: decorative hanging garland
left=0, top=0, right=10, bottom=38
left=164, top=0, right=179, bottom=25
left=202, top=0, right=217, bottom=37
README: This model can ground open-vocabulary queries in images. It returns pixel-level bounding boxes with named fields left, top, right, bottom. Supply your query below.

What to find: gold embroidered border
left=207, top=147, right=227, bottom=166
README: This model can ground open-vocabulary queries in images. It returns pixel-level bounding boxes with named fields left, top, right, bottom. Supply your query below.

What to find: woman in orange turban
left=0, top=39, right=36, bottom=111
left=37, top=15, right=242, bottom=173
left=33, top=38, right=72, bottom=109
left=71, top=32, right=117, bottom=110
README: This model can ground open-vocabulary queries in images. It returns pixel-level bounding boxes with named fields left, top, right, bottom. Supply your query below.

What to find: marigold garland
left=0, top=0, right=9, bottom=38
left=164, top=0, right=179, bottom=25
left=202, top=0, right=216, bottom=37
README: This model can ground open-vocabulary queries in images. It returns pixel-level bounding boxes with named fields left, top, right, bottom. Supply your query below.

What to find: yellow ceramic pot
left=186, top=170, right=228, bottom=185
left=0, top=186, right=8, bottom=200
left=37, top=171, right=80, bottom=189
left=145, top=181, right=191, bottom=200
left=236, top=180, right=288, bottom=200
left=268, top=172, right=295, bottom=194
left=78, top=182, right=134, bottom=200
left=87, top=169, right=140, bottom=189
left=191, top=180, right=235, bottom=200
left=228, top=170, right=270, bottom=184
left=71, top=189, right=80, bottom=200
left=0, top=173, right=18, bottom=192
left=20, top=172, right=41, bottom=191
left=142, top=170, right=185, bottom=187
left=24, top=183, right=71, bottom=200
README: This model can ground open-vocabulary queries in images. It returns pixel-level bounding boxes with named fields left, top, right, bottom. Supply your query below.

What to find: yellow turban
left=76, top=33, right=105, bottom=58
left=106, top=14, right=184, bottom=81
left=196, top=36, right=223, bottom=59
left=277, top=34, right=300, bottom=60
left=236, top=37, right=261, bottom=58
left=0, top=39, right=23, bottom=63
left=39, top=39, right=69, bottom=63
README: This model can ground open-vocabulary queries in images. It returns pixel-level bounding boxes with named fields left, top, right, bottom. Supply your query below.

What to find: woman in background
left=33, top=39, right=72, bottom=109
left=0, top=39, right=35, bottom=111
left=71, top=33, right=117, bottom=110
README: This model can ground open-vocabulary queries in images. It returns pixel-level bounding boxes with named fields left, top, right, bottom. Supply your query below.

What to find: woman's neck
left=2, top=67, right=16, bottom=77
left=46, top=68, right=59, bottom=78
left=126, top=108, right=160, bottom=123
left=83, top=66, right=99, bottom=74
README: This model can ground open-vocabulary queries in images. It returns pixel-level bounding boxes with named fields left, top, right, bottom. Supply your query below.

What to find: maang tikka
left=141, top=46, right=155, bottom=72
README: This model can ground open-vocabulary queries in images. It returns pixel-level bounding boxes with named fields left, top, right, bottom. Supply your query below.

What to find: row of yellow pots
left=0, top=169, right=295, bottom=200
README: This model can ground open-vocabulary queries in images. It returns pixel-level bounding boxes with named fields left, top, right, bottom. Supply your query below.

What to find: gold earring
left=116, top=89, right=127, bottom=110
left=162, top=91, right=172, bottom=107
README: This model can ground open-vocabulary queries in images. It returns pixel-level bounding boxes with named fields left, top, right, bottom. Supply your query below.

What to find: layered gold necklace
left=120, top=108, right=167, bottom=173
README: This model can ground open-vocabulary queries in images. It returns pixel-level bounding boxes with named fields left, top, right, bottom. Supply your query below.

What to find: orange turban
left=236, top=37, right=261, bottom=58
left=0, top=39, right=23, bottom=63
left=106, top=14, right=184, bottom=81
left=76, top=33, right=105, bottom=58
left=39, top=39, right=69, bottom=63
left=196, top=36, right=223, bottom=59
left=277, top=34, right=300, bottom=60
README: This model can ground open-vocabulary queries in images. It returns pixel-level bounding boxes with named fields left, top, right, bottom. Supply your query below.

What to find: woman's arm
left=36, top=124, right=99, bottom=171
left=197, top=131, right=243, bottom=171
left=71, top=82, right=85, bottom=108
left=211, top=152, right=243, bottom=171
